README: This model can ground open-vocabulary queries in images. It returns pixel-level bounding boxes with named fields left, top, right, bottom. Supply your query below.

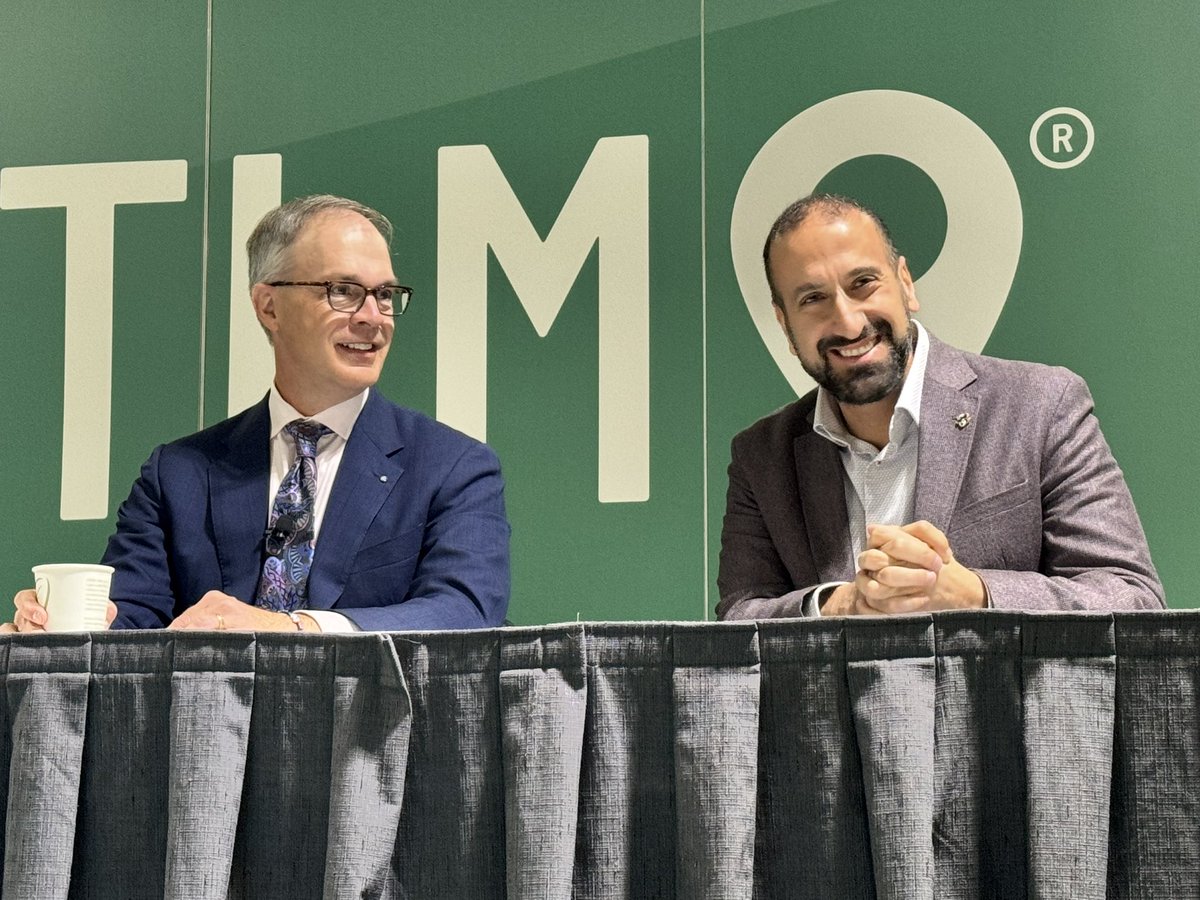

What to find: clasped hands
left=0, top=590, right=315, bottom=633
left=821, top=520, right=986, bottom=616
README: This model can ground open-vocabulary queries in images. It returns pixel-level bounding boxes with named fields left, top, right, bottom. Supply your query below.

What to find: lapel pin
left=379, top=475, right=389, bottom=483
left=954, top=412, right=972, bottom=430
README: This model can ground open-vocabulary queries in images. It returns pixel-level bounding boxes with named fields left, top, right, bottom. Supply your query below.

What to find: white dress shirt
left=806, top=320, right=931, bottom=615
left=264, top=387, right=369, bottom=632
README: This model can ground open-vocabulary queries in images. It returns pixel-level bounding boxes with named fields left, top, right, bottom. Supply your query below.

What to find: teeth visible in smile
left=833, top=338, right=878, bottom=358
left=341, top=342, right=373, bottom=350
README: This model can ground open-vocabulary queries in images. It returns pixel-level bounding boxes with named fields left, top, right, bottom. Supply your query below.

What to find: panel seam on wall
left=700, top=0, right=710, bottom=621
left=198, top=0, right=214, bottom=430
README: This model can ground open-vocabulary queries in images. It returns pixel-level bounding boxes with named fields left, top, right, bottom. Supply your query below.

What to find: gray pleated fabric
left=4, top=635, right=90, bottom=900
left=392, top=630, right=505, bottom=899
left=0, top=613, right=1193, bottom=896
left=1109, top=613, right=1200, bottom=899
left=500, top=625, right=586, bottom=900
left=164, top=633, right=255, bottom=900
left=671, top=623, right=760, bottom=900
left=845, top=616, right=937, bottom=900
left=1022, top=613, right=1116, bottom=900
left=573, top=624, right=676, bottom=900
left=73, top=633, right=172, bottom=900
left=932, top=612, right=1026, bottom=899
left=229, top=637, right=336, bottom=898
left=756, top=619, right=874, bottom=900
left=323, top=634, right=410, bottom=900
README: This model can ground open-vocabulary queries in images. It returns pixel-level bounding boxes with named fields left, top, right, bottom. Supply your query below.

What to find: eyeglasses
left=267, top=280, right=413, bottom=316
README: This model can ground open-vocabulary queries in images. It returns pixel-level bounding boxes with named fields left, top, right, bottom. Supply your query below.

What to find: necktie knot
left=285, top=420, right=331, bottom=460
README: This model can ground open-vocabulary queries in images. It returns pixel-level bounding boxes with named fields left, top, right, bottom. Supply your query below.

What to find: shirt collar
left=813, top=319, right=930, bottom=450
left=267, top=387, right=369, bottom=442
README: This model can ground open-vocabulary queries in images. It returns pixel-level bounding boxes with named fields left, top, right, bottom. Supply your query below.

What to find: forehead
left=290, top=210, right=392, bottom=273
left=770, top=209, right=891, bottom=277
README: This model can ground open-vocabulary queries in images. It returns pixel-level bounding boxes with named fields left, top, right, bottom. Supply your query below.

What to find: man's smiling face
left=769, top=207, right=918, bottom=406
left=253, top=210, right=395, bottom=415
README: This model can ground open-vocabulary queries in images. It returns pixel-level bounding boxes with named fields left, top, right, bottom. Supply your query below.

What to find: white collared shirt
left=813, top=319, right=930, bottom=559
left=264, top=387, right=369, bottom=632
left=806, top=320, right=931, bottom=614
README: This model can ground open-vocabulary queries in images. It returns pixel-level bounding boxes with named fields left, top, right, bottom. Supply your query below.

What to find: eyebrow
left=846, top=265, right=885, bottom=280
left=323, top=274, right=400, bottom=285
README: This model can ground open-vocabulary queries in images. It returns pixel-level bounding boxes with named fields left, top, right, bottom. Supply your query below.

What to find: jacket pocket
left=950, top=480, right=1034, bottom=531
left=350, top=523, right=425, bottom=574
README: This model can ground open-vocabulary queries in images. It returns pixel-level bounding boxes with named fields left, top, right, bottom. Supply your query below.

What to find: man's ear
left=250, top=282, right=280, bottom=335
left=896, top=255, right=919, bottom=314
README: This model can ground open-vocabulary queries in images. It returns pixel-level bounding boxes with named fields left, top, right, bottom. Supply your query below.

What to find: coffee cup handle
left=34, top=577, right=50, bottom=609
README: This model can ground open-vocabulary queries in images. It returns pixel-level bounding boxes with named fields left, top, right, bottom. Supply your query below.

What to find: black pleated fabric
left=0, top=613, right=1188, bottom=898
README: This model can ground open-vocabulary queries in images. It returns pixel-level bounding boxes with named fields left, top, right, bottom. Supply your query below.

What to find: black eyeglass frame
left=266, top=280, right=413, bottom=316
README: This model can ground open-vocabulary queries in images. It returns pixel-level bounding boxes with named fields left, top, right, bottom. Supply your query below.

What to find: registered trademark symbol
left=1030, top=107, right=1094, bottom=169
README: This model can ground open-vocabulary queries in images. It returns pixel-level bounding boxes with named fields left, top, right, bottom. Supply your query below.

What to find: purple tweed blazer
left=717, top=334, right=1164, bottom=618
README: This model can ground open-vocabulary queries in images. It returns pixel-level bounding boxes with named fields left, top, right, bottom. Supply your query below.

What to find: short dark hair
left=762, top=193, right=899, bottom=306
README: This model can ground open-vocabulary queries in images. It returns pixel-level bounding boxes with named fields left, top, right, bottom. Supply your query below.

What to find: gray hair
left=762, top=193, right=899, bottom=307
left=246, top=194, right=393, bottom=288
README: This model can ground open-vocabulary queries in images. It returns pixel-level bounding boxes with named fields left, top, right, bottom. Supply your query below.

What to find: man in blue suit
left=8, top=195, right=510, bottom=632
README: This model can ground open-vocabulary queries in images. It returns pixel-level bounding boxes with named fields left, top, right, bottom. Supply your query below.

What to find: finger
left=867, top=526, right=943, bottom=572
left=865, top=523, right=904, bottom=547
left=104, top=601, right=118, bottom=626
left=861, top=592, right=932, bottom=615
left=856, top=548, right=892, bottom=572
left=0, top=623, right=15, bottom=634
left=854, top=569, right=933, bottom=613
left=13, top=609, right=48, bottom=633
left=902, top=520, right=952, bottom=564
left=854, top=569, right=930, bottom=607
left=14, top=591, right=48, bottom=628
left=872, top=564, right=938, bottom=592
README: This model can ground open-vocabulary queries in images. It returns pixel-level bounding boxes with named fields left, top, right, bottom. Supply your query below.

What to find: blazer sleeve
left=978, top=372, right=1164, bottom=610
left=104, top=445, right=182, bottom=629
left=333, top=440, right=511, bottom=631
left=716, top=432, right=817, bottom=620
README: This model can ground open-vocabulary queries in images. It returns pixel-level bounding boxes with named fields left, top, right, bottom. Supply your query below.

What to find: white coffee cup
left=32, top=564, right=114, bottom=632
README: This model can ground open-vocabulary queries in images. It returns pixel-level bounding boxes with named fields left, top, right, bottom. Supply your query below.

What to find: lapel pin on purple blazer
left=954, top=413, right=972, bottom=430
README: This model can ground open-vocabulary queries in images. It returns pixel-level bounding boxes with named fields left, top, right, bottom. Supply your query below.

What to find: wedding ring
left=216, top=613, right=226, bottom=631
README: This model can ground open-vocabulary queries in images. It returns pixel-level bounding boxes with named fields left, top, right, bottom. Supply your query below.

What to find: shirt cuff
left=803, top=582, right=847, bottom=617
left=971, top=570, right=992, bottom=609
left=302, top=610, right=361, bottom=633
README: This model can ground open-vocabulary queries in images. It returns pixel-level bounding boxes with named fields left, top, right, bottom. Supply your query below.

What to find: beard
left=789, top=316, right=916, bottom=406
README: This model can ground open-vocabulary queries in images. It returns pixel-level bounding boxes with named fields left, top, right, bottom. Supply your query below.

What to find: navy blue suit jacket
left=104, top=389, right=510, bottom=630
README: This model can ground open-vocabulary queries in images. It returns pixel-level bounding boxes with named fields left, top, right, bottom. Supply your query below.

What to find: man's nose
left=350, top=293, right=388, bottom=327
left=827, top=290, right=867, bottom=337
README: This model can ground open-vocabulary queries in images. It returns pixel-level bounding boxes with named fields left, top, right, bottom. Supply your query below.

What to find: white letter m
left=437, top=136, right=649, bottom=503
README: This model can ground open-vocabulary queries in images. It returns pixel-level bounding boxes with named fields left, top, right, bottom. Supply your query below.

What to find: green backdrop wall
left=1, top=1, right=1194, bottom=624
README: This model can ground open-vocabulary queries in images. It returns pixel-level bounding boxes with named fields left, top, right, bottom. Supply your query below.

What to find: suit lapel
left=794, top=429, right=855, bottom=582
left=307, top=390, right=405, bottom=609
left=210, top=398, right=272, bottom=601
left=914, top=337, right=979, bottom=530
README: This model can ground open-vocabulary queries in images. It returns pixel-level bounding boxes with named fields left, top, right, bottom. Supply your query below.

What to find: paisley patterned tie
left=255, top=419, right=331, bottom=612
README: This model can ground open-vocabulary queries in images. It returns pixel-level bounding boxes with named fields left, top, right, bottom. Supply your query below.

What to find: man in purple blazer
left=718, top=193, right=1162, bottom=619
left=7, top=195, right=510, bottom=633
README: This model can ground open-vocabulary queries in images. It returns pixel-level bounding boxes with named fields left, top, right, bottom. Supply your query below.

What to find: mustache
left=817, top=319, right=896, bottom=356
